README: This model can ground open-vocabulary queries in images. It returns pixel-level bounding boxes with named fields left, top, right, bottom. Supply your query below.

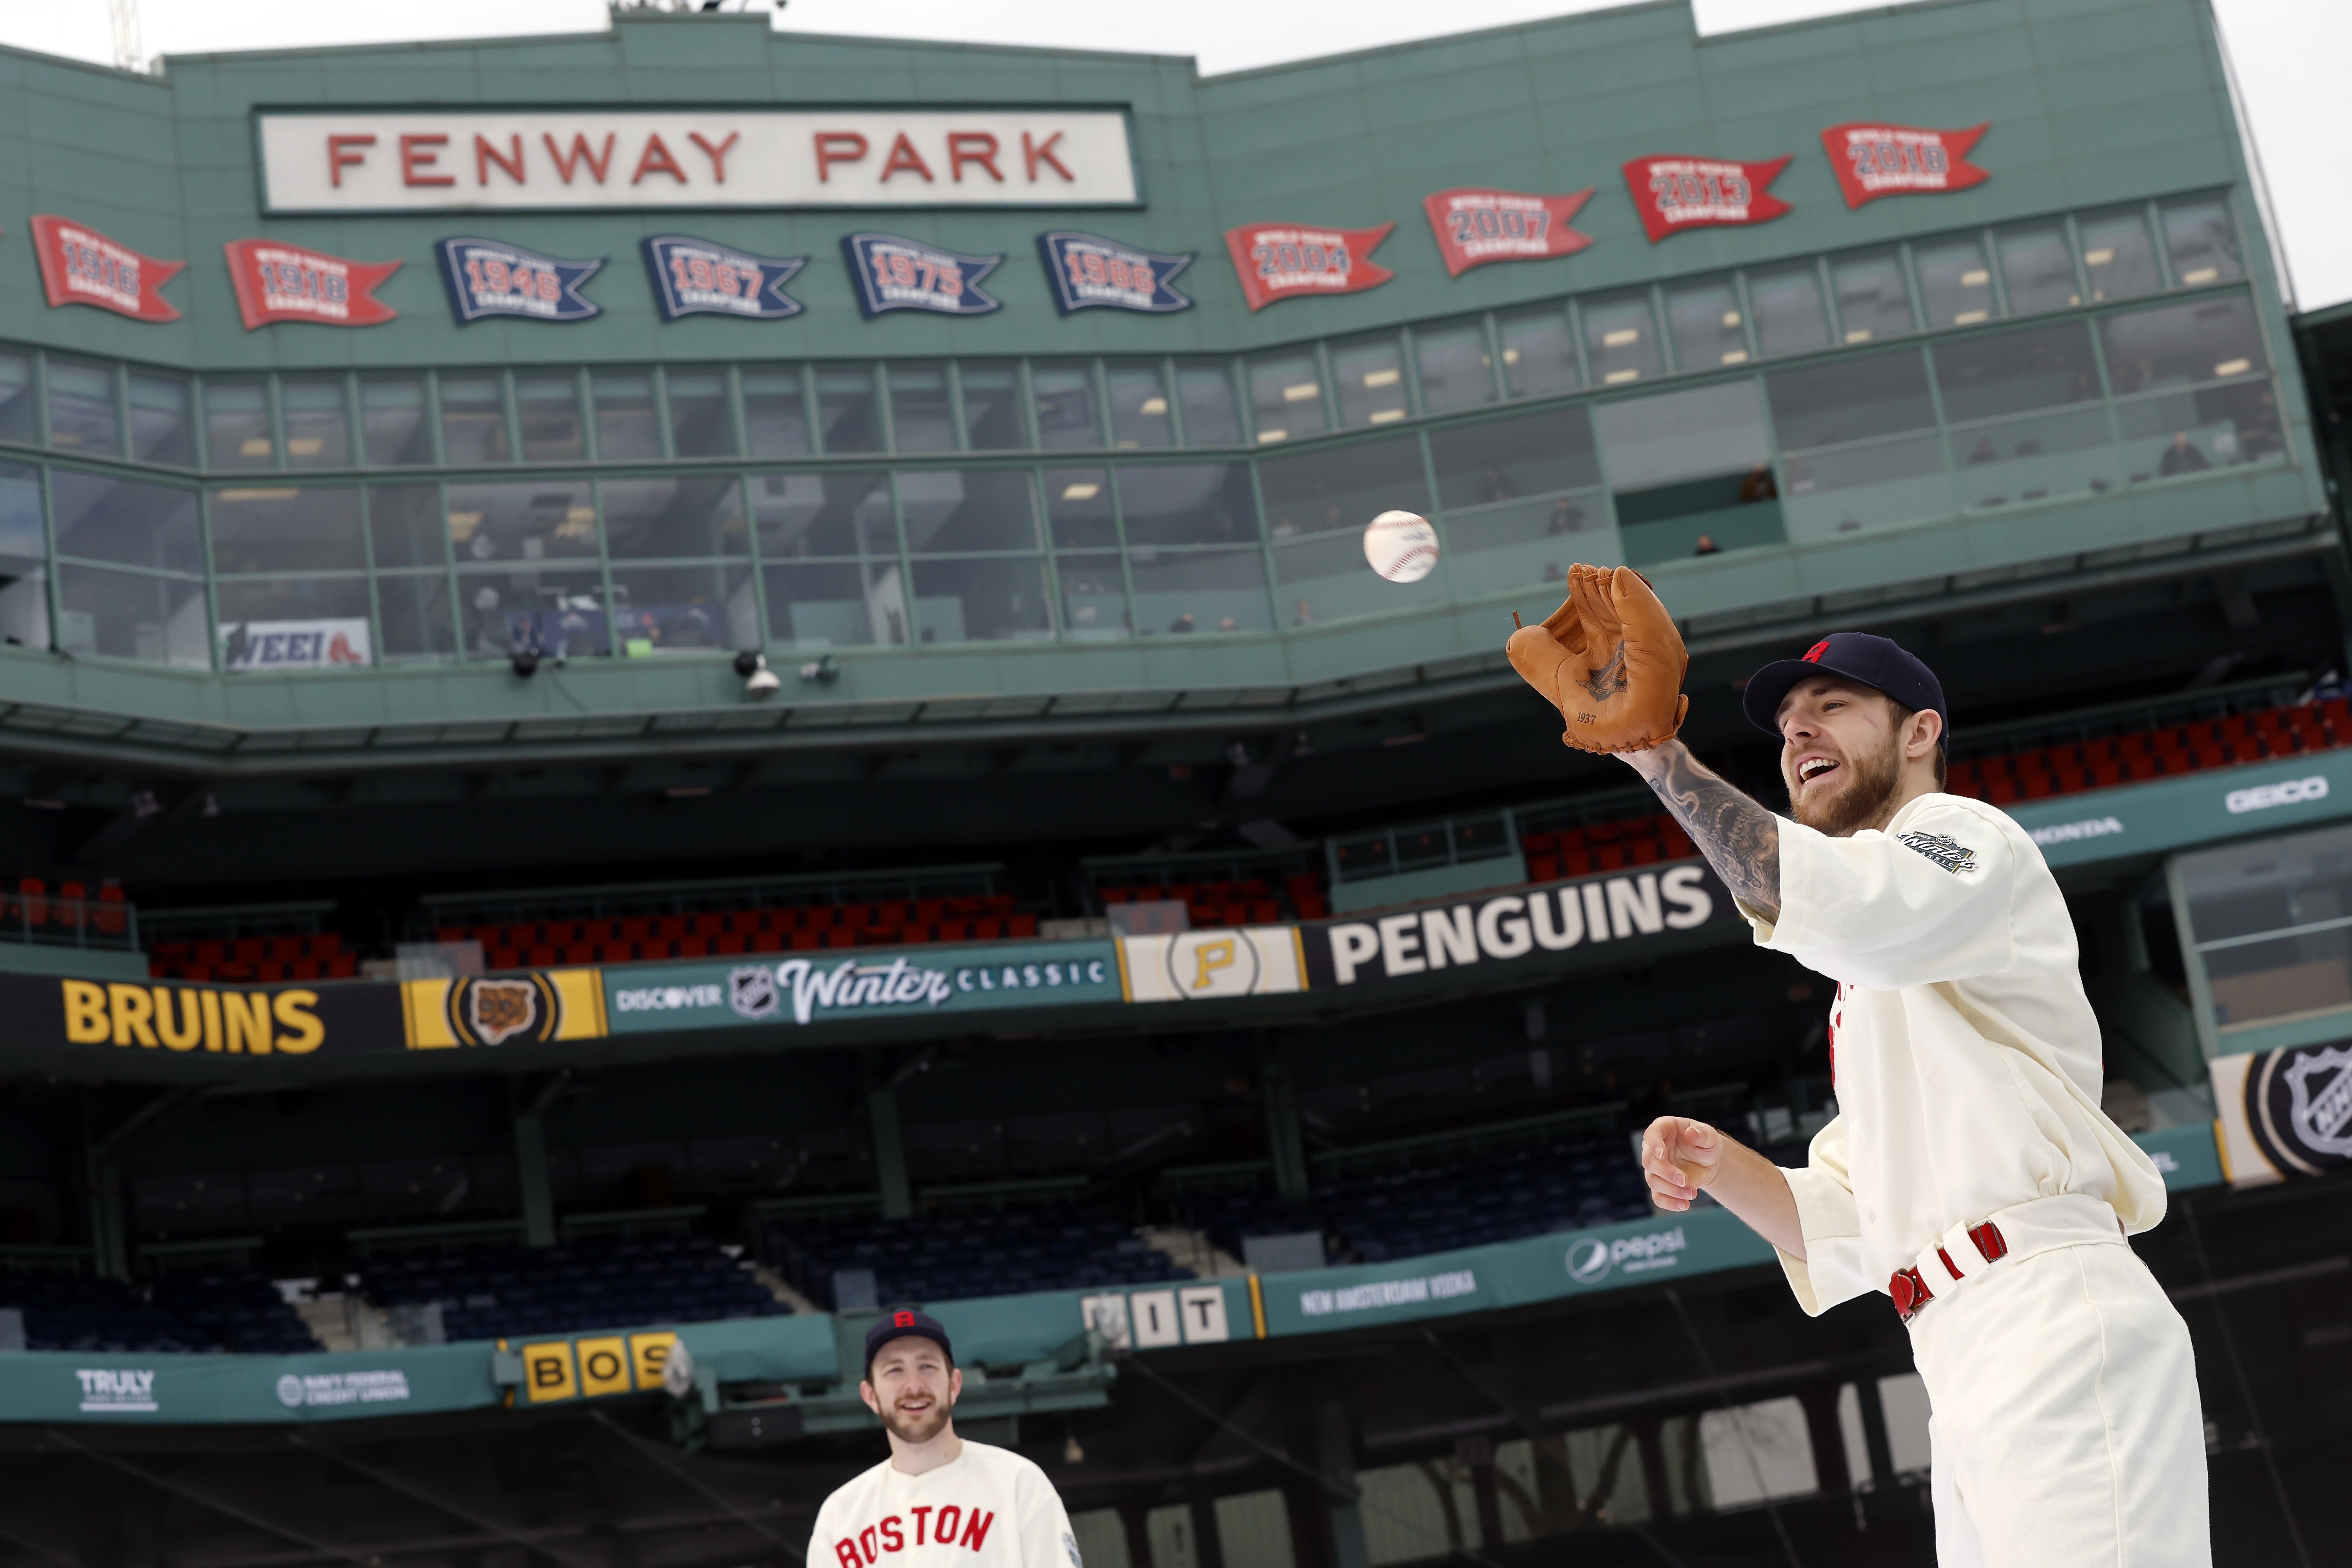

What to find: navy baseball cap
left=864, top=1308, right=954, bottom=1374
left=1742, top=633, right=1949, bottom=751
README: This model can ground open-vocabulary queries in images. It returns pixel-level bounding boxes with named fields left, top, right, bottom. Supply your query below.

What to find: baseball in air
left=1363, top=510, right=1440, bottom=584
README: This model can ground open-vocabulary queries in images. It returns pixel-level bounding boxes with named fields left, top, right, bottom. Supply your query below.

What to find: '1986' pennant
left=843, top=234, right=1002, bottom=317
left=642, top=235, right=805, bottom=321
left=223, top=239, right=401, bottom=330
left=1223, top=221, right=1395, bottom=312
left=1037, top=232, right=1192, bottom=314
left=437, top=236, right=602, bottom=324
left=1621, top=155, right=1793, bottom=243
left=1821, top=122, right=1991, bottom=209
left=29, top=215, right=184, bottom=323
left=1421, top=188, right=1595, bottom=277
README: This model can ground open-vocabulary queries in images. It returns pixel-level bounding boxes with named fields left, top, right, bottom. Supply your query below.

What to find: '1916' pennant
left=1223, top=221, right=1394, bottom=312
left=1421, top=188, right=1594, bottom=277
left=223, top=239, right=401, bottom=329
left=29, top=215, right=184, bottom=322
left=1621, top=156, right=1792, bottom=243
left=1821, top=122, right=1991, bottom=209
left=437, top=236, right=602, bottom=324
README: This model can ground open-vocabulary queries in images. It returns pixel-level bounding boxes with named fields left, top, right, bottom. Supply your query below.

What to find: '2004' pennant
left=437, top=236, right=602, bottom=325
left=222, top=240, right=401, bottom=330
left=843, top=234, right=1002, bottom=318
left=1421, top=188, right=1595, bottom=277
left=1037, top=232, right=1192, bottom=315
left=1223, top=221, right=1395, bottom=312
left=642, top=235, right=805, bottom=321
left=1821, top=122, right=1991, bottom=209
left=28, top=215, right=183, bottom=323
left=1621, top=155, right=1793, bottom=243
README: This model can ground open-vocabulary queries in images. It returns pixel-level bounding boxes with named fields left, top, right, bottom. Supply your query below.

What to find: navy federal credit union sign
left=641, top=235, right=805, bottom=321
left=437, top=237, right=601, bottom=323
left=1037, top=231, right=1193, bottom=314
left=843, top=234, right=1002, bottom=317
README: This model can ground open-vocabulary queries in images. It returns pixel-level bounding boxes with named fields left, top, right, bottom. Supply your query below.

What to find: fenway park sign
left=256, top=111, right=1140, bottom=213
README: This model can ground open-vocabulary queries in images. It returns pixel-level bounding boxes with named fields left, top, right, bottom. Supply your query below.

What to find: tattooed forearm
left=1626, top=740, right=1781, bottom=922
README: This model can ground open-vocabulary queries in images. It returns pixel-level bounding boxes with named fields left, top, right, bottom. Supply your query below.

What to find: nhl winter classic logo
left=1898, top=831, right=1978, bottom=875
left=2248, top=1043, right=2352, bottom=1175
left=728, top=964, right=779, bottom=1020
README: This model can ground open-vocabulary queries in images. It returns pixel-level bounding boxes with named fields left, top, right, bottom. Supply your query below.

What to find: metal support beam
left=514, top=1112, right=556, bottom=1249
left=867, top=1082, right=912, bottom=1221
left=1261, top=1052, right=1310, bottom=1203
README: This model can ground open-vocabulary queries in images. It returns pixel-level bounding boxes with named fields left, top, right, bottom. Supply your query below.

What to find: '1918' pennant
left=223, top=239, right=401, bottom=330
left=642, top=235, right=805, bottom=321
left=1223, top=221, right=1395, bottom=312
left=1421, top=188, right=1595, bottom=278
left=843, top=234, right=1002, bottom=318
left=437, top=236, right=602, bottom=324
left=1821, top=122, right=1991, bottom=209
left=1621, top=155, right=1793, bottom=243
left=29, top=215, right=183, bottom=322
left=1037, top=232, right=1193, bottom=314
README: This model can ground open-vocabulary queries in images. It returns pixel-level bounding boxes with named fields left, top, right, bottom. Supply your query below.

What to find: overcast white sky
left=4, top=0, right=2345, bottom=309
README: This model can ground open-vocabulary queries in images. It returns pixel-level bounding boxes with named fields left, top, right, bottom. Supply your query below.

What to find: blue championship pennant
left=641, top=235, right=806, bottom=322
left=1037, top=231, right=1194, bottom=315
left=842, top=233, right=1002, bottom=318
left=437, top=237, right=601, bottom=325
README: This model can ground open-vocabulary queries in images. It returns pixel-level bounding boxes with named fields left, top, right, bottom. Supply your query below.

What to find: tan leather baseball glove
left=1506, top=563, right=1690, bottom=753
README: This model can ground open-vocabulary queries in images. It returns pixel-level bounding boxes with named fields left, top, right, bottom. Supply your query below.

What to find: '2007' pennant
left=1037, top=232, right=1192, bottom=315
left=28, top=215, right=183, bottom=323
left=1821, top=122, right=1991, bottom=209
left=437, top=236, right=602, bottom=324
left=843, top=234, right=1002, bottom=318
left=1621, top=156, right=1793, bottom=243
left=1421, top=188, right=1594, bottom=278
left=641, top=235, right=805, bottom=321
left=222, top=240, right=401, bottom=330
left=1223, top=221, right=1395, bottom=312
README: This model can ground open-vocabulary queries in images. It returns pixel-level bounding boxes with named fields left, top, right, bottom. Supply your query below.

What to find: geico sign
left=257, top=111, right=1139, bottom=212
left=2225, top=775, right=2329, bottom=815
left=1323, top=866, right=1720, bottom=985
left=60, top=980, right=324, bottom=1054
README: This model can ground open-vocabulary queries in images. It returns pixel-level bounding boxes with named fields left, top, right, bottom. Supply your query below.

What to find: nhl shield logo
left=729, top=964, right=779, bottom=1020
left=467, top=978, right=540, bottom=1045
left=2247, top=1042, right=2352, bottom=1175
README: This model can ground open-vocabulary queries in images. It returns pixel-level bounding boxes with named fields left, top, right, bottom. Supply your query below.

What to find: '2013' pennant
left=1421, top=188, right=1595, bottom=278
left=1621, top=155, right=1793, bottom=243
left=843, top=234, right=1002, bottom=317
left=437, top=236, right=602, bottom=325
left=222, top=239, right=401, bottom=330
left=642, top=235, right=805, bottom=321
left=28, top=214, right=184, bottom=323
left=1821, top=122, right=1991, bottom=209
left=1037, top=232, right=1192, bottom=314
left=1223, top=221, right=1395, bottom=312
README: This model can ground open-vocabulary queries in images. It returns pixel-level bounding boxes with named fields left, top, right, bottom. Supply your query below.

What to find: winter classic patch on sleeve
left=1898, top=830, right=1978, bottom=875
left=1065, top=1532, right=1083, bottom=1568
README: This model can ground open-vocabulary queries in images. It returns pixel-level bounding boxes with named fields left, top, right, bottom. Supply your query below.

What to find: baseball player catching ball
left=812, top=1310, right=1083, bottom=1568
left=1508, top=566, right=2207, bottom=1566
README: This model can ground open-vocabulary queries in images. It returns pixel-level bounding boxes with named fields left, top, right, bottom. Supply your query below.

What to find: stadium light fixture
left=735, top=649, right=782, bottom=696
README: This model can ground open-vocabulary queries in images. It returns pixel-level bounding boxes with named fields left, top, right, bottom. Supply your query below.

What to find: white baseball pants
left=1909, top=1238, right=2209, bottom=1567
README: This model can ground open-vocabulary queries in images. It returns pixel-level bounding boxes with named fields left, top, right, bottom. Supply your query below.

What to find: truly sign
left=256, top=111, right=1139, bottom=212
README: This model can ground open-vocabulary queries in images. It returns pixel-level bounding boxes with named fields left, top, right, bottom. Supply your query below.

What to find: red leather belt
left=1891, top=1220, right=2009, bottom=1324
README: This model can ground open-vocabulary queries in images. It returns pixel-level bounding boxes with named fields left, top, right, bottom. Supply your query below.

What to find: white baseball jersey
left=1740, top=791, right=2169, bottom=1313
left=812, top=1440, right=1080, bottom=1568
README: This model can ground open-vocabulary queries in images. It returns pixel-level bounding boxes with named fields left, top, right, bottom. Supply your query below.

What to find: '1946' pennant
left=843, top=233, right=1002, bottom=317
left=223, top=239, right=401, bottom=330
left=1421, top=188, right=1594, bottom=277
left=1821, top=122, right=1990, bottom=209
left=437, top=236, right=602, bottom=324
left=642, top=235, right=805, bottom=321
left=29, top=215, right=183, bottom=322
left=1621, top=155, right=1792, bottom=243
left=1038, top=232, right=1192, bottom=314
left=1223, top=221, right=1395, bottom=312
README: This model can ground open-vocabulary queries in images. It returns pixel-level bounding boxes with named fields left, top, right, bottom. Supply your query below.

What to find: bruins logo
left=446, top=974, right=562, bottom=1047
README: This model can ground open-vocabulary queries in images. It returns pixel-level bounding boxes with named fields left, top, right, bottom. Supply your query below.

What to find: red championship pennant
left=28, top=214, right=184, bottom=322
left=1223, top=221, right=1395, bottom=312
left=1820, top=122, right=1991, bottom=209
left=223, top=239, right=402, bottom=330
left=1421, top=188, right=1595, bottom=278
left=1620, top=156, right=1793, bottom=243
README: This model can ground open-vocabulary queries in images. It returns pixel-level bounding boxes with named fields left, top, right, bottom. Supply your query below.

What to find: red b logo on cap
left=895, top=1310, right=915, bottom=1327
left=1802, top=639, right=1830, bottom=663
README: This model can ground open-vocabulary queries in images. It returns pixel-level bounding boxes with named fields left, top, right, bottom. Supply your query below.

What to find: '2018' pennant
left=642, top=235, right=805, bottom=321
left=1621, top=155, right=1793, bottom=243
left=29, top=215, right=184, bottom=323
left=1223, top=221, right=1395, bottom=312
left=1421, top=188, right=1595, bottom=278
left=1037, top=232, right=1192, bottom=314
left=843, top=234, right=1002, bottom=317
left=1821, top=122, right=1991, bottom=209
left=222, top=239, right=401, bottom=330
left=437, top=236, right=602, bottom=324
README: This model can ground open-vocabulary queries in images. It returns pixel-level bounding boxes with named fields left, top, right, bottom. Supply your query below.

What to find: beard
left=879, top=1395, right=953, bottom=1446
left=1788, top=727, right=1907, bottom=837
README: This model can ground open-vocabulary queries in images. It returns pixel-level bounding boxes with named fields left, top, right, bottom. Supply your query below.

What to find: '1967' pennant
left=641, top=235, right=805, bottom=321
left=1821, top=122, right=1991, bottom=209
left=222, top=239, right=401, bottom=329
left=437, top=236, right=602, bottom=324
left=1223, top=221, right=1395, bottom=312
left=29, top=215, right=184, bottom=322
left=1621, top=155, right=1793, bottom=243
left=1421, top=188, right=1594, bottom=277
